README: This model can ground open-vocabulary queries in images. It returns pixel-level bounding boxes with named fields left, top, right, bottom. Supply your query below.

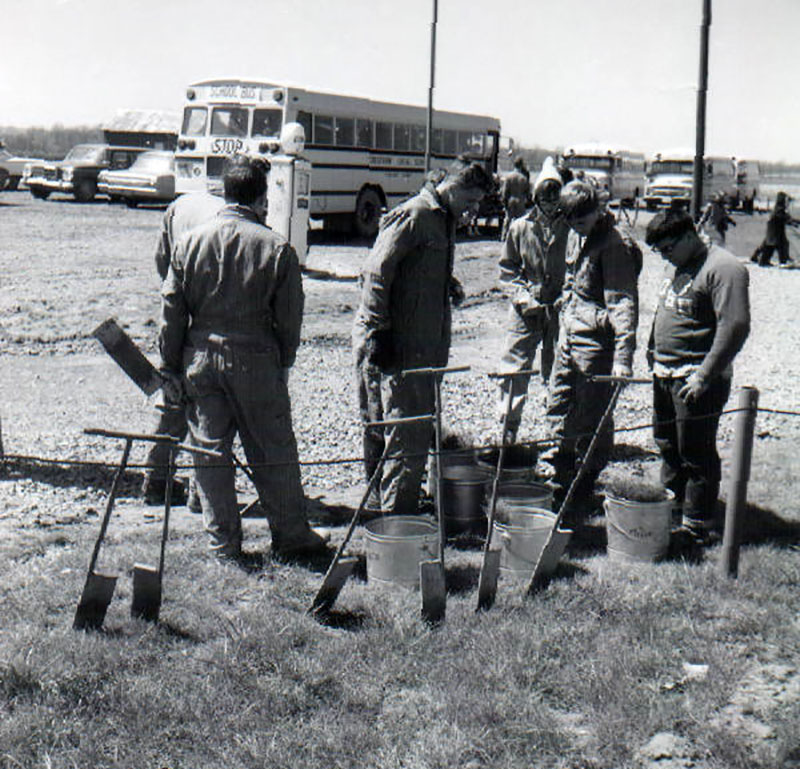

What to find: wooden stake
left=719, top=386, right=759, bottom=578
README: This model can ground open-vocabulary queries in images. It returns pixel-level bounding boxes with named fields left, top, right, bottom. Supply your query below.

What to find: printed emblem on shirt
left=661, top=273, right=696, bottom=317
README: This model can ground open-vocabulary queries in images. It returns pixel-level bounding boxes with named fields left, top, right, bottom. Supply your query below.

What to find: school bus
left=560, top=144, right=646, bottom=205
left=174, top=78, right=501, bottom=236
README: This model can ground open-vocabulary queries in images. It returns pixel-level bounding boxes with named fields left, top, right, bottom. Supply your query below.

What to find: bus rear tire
left=354, top=188, right=383, bottom=238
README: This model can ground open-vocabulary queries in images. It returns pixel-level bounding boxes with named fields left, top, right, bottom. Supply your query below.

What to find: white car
left=98, top=150, right=176, bottom=207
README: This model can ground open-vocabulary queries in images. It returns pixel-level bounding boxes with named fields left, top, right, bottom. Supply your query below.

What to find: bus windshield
left=651, top=160, right=693, bottom=175
left=182, top=107, right=208, bottom=137
left=564, top=155, right=613, bottom=171
left=211, top=107, right=248, bottom=137
left=252, top=108, right=283, bottom=137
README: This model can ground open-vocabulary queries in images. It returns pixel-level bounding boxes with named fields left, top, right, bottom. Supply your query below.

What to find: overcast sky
left=2, top=0, right=798, bottom=162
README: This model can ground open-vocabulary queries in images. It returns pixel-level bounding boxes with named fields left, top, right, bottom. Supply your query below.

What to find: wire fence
left=2, top=404, right=798, bottom=476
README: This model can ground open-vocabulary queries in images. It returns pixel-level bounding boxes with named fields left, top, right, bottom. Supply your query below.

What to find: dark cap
left=645, top=207, right=695, bottom=246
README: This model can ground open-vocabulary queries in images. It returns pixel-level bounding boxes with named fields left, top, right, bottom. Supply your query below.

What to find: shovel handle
left=590, top=375, right=652, bottom=384
left=87, top=438, right=132, bottom=574
left=158, top=445, right=175, bottom=577
left=366, top=414, right=434, bottom=427
left=400, top=365, right=470, bottom=377
left=486, top=368, right=538, bottom=379
left=85, top=427, right=177, bottom=443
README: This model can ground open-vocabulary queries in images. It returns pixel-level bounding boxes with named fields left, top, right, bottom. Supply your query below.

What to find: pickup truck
left=0, top=146, right=42, bottom=190
left=23, top=144, right=141, bottom=202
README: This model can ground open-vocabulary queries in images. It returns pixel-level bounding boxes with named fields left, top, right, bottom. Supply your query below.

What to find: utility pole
left=425, top=0, right=438, bottom=173
left=692, top=0, right=712, bottom=220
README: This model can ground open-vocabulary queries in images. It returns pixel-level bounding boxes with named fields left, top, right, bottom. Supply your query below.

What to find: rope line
left=1, top=405, right=798, bottom=475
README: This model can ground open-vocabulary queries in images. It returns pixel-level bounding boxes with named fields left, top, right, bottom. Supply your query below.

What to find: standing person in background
left=499, top=157, right=532, bottom=241
left=698, top=191, right=736, bottom=246
left=352, top=160, right=496, bottom=515
left=141, top=191, right=225, bottom=506
left=646, top=208, right=750, bottom=547
left=537, top=180, right=641, bottom=522
left=159, top=155, right=327, bottom=562
left=751, top=191, right=798, bottom=266
left=495, top=156, right=570, bottom=444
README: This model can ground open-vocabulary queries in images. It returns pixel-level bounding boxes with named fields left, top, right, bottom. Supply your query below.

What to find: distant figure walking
left=499, top=157, right=532, bottom=240
left=751, top=191, right=798, bottom=266
left=698, top=192, right=736, bottom=246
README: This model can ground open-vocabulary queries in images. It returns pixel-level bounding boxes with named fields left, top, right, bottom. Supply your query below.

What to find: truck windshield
left=651, top=161, right=694, bottom=175
left=563, top=155, right=613, bottom=171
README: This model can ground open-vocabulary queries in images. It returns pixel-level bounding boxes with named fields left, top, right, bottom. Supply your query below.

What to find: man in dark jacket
left=646, top=207, right=750, bottom=545
left=352, top=160, right=495, bottom=514
left=159, top=155, right=326, bottom=561
left=538, top=180, right=641, bottom=518
left=751, top=191, right=798, bottom=266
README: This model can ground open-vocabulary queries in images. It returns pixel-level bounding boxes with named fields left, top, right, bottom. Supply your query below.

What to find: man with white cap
left=495, top=156, right=570, bottom=444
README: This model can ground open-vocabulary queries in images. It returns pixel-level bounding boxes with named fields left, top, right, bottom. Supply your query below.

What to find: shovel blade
left=73, top=572, right=118, bottom=630
left=131, top=563, right=162, bottom=622
left=476, top=549, right=502, bottom=612
left=420, top=559, right=446, bottom=625
left=93, top=318, right=162, bottom=396
left=310, top=557, right=358, bottom=615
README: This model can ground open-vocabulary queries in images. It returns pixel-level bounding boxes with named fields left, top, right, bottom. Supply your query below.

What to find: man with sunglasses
left=538, top=179, right=641, bottom=521
left=496, top=156, right=570, bottom=444
left=645, top=207, right=750, bottom=547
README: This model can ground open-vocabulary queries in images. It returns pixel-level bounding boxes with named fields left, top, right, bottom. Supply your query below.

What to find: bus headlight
left=176, top=159, right=204, bottom=179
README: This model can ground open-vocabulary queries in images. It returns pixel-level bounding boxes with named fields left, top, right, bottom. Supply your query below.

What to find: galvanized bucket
left=495, top=481, right=554, bottom=524
left=441, top=464, right=491, bottom=537
left=364, top=515, right=439, bottom=590
left=493, top=509, right=571, bottom=579
left=476, top=444, right=538, bottom=484
left=604, top=493, right=673, bottom=563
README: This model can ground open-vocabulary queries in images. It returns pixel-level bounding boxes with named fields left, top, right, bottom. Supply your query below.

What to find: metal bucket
left=427, top=447, right=477, bottom=498
left=493, top=509, right=571, bottom=578
left=495, top=481, right=554, bottom=524
left=364, top=515, right=439, bottom=589
left=604, top=493, right=673, bottom=563
left=476, top=444, right=538, bottom=484
left=441, top=465, right=490, bottom=537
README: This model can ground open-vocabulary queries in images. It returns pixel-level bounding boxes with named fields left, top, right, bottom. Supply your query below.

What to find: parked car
left=98, top=150, right=176, bottom=207
left=0, top=144, right=43, bottom=190
left=23, top=144, right=141, bottom=202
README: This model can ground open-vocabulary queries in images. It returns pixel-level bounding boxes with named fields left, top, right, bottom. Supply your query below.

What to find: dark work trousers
left=652, top=375, right=732, bottom=531
left=144, top=404, right=188, bottom=481
left=354, top=345, right=384, bottom=510
left=541, top=347, right=614, bottom=508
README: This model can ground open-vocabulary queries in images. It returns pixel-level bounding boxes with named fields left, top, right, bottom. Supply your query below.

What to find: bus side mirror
left=280, top=123, right=305, bottom=155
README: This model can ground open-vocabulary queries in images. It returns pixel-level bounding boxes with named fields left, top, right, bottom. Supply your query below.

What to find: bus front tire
left=354, top=188, right=383, bottom=239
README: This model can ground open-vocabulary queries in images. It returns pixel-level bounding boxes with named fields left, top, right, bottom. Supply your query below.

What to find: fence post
left=719, top=386, right=759, bottom=578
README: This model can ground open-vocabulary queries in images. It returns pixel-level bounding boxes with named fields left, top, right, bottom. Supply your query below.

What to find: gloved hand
left=159, top=369, right=185, bottom=407
left=449, top=277, right=465, bottom=308
left=678, top=372, right=707, bottom=404
left=365, top=329, right=395, bottom=372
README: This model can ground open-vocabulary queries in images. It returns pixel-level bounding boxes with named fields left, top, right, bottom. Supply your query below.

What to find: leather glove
left=159, top=369, right=185, bottom=407
left=366, top=329, right=395, bottom=372
left=678, top=372, right=707, bottom=404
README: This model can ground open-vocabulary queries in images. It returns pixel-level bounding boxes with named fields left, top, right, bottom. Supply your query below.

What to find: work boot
left=272, top=526, right=331, bottom=562
left=142, top=475, right=186, bottom=506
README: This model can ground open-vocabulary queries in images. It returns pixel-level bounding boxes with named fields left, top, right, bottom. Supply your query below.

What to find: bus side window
left=394, top=124, right=410, bottom=151
left=411, top=125, right=426, bottom=152
left=376, top=121, right=393, bottom=150
left=356, top=118, right=373, bottom=148
left=296, top=111, right=312, bottom=143
left=314, top=114, right=334, bottom=145
left=443, top=130, right=456, bottom=155
left=432, top=129, right=443, bottom=154
left=335, top=117, right=355, bottom=147
left=459, top=132, right=484, bottom=155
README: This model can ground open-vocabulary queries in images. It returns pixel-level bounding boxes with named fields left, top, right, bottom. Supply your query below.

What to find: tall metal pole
left=425, top=0, right=438, bottom=173
left=692, top=0, right=711, bottom=220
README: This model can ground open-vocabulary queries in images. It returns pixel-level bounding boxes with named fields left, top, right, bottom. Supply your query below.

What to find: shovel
left=129, top=439, right=223, bottom=622
left=402, top=365, right=470, bottom=624
left=93, top=318, right=164, bottom=396
left=73, top=437, right=133, bottom=630
left=476, top=368, right=537, bottom=612
left=524, top=377, right=646, bottom=595
left=309, top=414, right=433, bottom=615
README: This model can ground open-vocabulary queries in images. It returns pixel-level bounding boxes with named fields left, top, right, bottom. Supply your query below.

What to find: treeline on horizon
left=2, top=124, right=800, bottom=177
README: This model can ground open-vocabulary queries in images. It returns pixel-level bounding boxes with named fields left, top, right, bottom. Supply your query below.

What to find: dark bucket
left=476, top=444, right=538, bottom=484
left=440, top=465, right=491, bottom=537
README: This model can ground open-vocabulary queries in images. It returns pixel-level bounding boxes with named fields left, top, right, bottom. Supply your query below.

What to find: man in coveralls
left=352, top=160, right=496, bottom=515
left=159, top=155, right=327, bottom=561
left=142, top=190, right=224, bottom=506
left=495, top=156, right=570, bottom=444
left=537, top=180, right=641, bottom=521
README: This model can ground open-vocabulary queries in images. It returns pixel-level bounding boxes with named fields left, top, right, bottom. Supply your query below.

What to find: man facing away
left=496, top=156, right=570, bottom=444
left=159, top=155, right=327, bottom=561
left=646, top=207, right=750, bottom=546
left=352, top=160, right=496, bottom=515
left=537, top=180, right=641, bottom=521
left=141, top=190, right=224, bottom=506
left=499, top=156, right=532, bottom=241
